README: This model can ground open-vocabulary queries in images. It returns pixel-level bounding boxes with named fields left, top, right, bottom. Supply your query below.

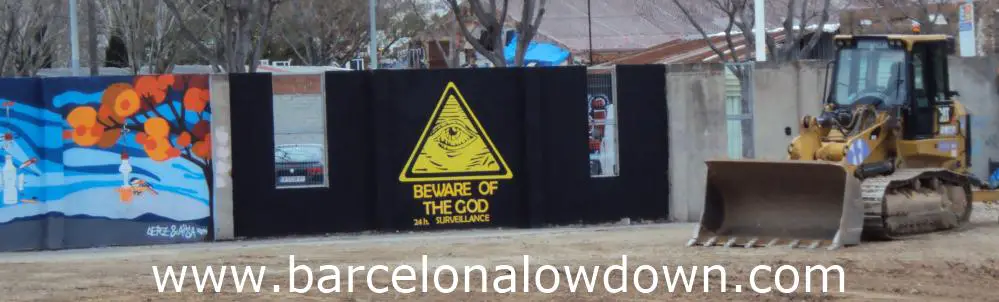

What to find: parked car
left=275, top=144, right=325, bottom=187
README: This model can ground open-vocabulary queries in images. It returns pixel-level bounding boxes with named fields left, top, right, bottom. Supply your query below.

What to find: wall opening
left=586, top=68, right=619, bottom=177
left=272, top=74, right=329, bottom=189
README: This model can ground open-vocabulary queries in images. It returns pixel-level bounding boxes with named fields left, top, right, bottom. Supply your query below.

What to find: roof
left=595, top=22, right=845, bottom=66
left=597, top=32, right=788, bottom=66
left=504, top=0, right=855, bottom=52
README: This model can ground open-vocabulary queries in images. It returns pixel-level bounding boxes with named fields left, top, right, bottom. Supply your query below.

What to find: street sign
left=958, top=0, right=976, bottom=57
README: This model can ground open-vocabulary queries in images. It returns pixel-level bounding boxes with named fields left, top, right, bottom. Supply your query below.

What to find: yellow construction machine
left=688, top=34, right=999, bottom=250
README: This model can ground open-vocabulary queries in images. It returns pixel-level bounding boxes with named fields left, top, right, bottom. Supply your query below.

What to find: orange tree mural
left=62, top=75, right=213, bottom=203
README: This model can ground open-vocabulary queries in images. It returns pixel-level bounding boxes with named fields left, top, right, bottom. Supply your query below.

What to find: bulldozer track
left=861, top=168, right=973, bottom=240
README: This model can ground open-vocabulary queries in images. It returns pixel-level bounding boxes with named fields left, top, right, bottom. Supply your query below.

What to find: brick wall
left=271, top=74, right=326, bottom=146
left=271, top=74, right=323, bottom=95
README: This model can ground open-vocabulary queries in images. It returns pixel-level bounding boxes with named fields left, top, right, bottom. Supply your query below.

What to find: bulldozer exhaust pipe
left=687, top=160, right=865, bottom=250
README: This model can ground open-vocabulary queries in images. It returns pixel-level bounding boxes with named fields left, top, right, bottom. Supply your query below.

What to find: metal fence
left=586, top=67, right=620, bottom=177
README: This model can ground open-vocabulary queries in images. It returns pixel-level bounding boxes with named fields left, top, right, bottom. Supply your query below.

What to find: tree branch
left=672, top=0, right=729, bottom=62
left=249, top=0, right=279, bottom=73
left=162, top=0, right=219, bottom=70
left=801, top=0, right=833, bottom=57
left=445, top=0, right=503, bottom=66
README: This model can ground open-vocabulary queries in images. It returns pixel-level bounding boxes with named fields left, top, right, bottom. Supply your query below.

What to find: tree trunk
left=87, top=0, right=99, bottom=75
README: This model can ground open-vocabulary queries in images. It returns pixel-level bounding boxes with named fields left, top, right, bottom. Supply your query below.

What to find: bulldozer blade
left=687, top=160, right=865, bottom=250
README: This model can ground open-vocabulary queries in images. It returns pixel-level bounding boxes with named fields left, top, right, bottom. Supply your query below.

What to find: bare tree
left=382, top=0, right=430, bottom=58
left=271, top=0, right=370, bottom=66
left=0, top=0, right=65, bottom=77
left=101, top=0, right=199, bottom=74
left=661, top=0, right=836, bottom=66
left=444, top=0, right=548, bottom=67
left=163, top=0, right=283, bottom=73
left=409, top=0, right=460, bottom=68
left=270, top=0, right=432, bottom=67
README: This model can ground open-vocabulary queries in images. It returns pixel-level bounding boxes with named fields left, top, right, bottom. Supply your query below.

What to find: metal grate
left=724, top=62, right=755, bottom=159
left=275, top=144, right=327, bottom=188
left=587, top=68, right=620, bottom=177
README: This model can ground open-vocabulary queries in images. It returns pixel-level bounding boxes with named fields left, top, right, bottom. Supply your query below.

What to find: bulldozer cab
left=824, top=35, right=957, bottom=139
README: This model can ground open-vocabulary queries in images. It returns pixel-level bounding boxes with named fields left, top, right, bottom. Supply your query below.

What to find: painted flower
left=157, top=74, right=175, bottom=90
left=67, top=107, right=101, bottom=146
left=192, top=120, right=210, bottom=140
left=176, top=132, right=193, bottom=147
left=183, top=87, right=210, bottom=113
left=143, top=117, right=170, bottom=138
left=112, top=88, right=141, bottom=117
left=135, top=76, right=167, bottom=104
left=144, top=136, right=173, bottom=161
left=100, top=83, right=135, bottom=123
left=193, top=133, right=211, bottom=160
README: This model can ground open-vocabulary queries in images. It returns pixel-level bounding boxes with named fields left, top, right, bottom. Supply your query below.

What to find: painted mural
left=0, top=75, right=211, bottom=251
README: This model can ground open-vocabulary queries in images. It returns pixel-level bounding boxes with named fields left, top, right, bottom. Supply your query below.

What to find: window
left=587, top=70, right=619, bottom=177
left=931, top=43, right=949, bottom=102
left=272, top=74, right=329, bottom=189
left=913, top=50, right=929, bottom=107
left=831, top=47, right=906, bottom=106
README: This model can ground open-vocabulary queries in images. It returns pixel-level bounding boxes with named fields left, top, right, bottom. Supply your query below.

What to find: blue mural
left=0, top=75, right=212, bottom=251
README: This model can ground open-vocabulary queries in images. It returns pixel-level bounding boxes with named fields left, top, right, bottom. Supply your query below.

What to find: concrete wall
left=751, top=61, right=830, bottom=159
left=949, top=57, right=999, bottom=178
left=666, top=64, right=728, bottom=222
left=210, top=75, right=235, bottom=240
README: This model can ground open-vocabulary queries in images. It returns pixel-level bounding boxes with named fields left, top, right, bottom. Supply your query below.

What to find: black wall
left=371, top=69, right=527, bottom=230
left=231, top=66, right=670, bottom=238
left=231, top=73, right=375, bottom=238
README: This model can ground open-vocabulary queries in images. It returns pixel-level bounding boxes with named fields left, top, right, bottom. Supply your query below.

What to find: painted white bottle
left=119, top=152, right=132, bottom=188
left=600, top=104, right=617, bottom=176
left=2, top=154, right=18, bottom=205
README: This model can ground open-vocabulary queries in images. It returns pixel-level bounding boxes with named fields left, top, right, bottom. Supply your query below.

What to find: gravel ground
left=0, top=204, right=997, bottom=301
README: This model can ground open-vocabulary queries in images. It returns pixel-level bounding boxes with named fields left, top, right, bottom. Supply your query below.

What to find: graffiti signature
left=146, top=224, right=208, bottom=240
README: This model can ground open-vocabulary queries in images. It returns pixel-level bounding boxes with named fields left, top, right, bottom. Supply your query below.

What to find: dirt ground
left=1, top=205, right=998, bottom=301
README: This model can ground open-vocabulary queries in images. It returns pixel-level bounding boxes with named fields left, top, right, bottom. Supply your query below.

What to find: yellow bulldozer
left=688, top=34, right=999, bottom=250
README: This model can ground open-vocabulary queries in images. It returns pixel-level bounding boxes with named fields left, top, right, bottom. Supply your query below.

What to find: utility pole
left=69, top=0, right=81, bottom=76
left=754, top=0, right=766, bottom=61
left=87, top=0, right=98, bottom=75
left=369, top=0, right=378, bottom=70
left=587, top=0, right=593, bottom=65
